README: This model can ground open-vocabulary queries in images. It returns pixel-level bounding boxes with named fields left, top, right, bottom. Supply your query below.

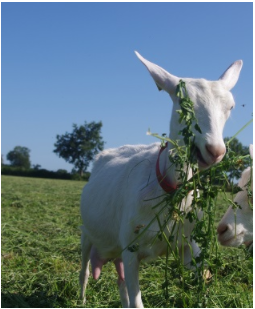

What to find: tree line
left=2, top=121, right=103, bottom=180
left=1, top=120, right=250, bottom=183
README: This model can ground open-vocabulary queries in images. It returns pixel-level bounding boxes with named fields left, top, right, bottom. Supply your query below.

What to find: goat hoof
left=203, top=269, right=212, bottom=281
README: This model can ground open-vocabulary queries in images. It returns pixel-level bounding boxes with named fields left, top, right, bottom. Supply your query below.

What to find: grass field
left=1, top=176, right=253, bottom=308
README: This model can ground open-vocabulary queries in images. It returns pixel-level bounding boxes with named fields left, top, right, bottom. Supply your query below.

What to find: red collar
left=156, top=142, right=177, bottom=193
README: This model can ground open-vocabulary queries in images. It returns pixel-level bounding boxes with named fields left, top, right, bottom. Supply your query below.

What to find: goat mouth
left=195, top=147, right=209, bottom=168
left=218, top=232, right=244, bottom=247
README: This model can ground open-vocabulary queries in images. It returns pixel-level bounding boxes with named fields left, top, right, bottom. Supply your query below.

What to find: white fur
left=218, top=145, right=253, bottom=248
left=80, top=52, right=242, bottom=307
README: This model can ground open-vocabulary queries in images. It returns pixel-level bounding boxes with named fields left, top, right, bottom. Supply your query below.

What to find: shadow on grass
left=1, top=291, right=122, bottom=308
left=1, top=291, right=65, bottom=308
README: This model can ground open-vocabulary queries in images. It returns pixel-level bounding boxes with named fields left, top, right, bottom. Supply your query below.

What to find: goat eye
left=230, top=106, right=234, bottom=110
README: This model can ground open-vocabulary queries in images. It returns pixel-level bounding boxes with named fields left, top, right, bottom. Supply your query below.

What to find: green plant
left=138, top=80, right=253, bottom=307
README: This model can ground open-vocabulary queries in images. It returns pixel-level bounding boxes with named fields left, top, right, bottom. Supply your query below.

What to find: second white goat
left=218, top=145, right=253, bottom=250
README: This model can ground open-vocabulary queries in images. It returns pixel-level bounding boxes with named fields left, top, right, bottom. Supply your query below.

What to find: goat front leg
left=181, top=239, right=201, bottom=270
left=122, top=251, right=143, bottom=308
left=182, top=240, right=211, bottom=280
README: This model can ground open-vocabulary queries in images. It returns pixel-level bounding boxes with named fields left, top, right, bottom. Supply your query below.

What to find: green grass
left=1, top=176, right=253, bottom=308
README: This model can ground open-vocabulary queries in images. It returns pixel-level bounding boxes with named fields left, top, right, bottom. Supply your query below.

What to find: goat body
left=82, top=143, right=196, bottom=258
left=80, top=51, right=243, bottom=307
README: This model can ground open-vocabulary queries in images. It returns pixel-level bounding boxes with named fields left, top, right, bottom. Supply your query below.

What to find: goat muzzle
left=206, top=144, right=226, bottom=164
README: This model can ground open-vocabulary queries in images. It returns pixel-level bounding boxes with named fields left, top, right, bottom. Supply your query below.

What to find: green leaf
left=194, top=123, right=202, bottom=134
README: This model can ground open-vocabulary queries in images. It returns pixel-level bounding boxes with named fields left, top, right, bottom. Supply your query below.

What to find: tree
left=53, top=121, right=104, bottom=176
left=7, top=146, right=31, bottom=169
left=224, top=137, right=250, bottom=183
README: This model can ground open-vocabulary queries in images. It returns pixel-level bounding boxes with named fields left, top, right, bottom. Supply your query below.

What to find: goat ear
left=135, top=51, right=179, bottom=95
left=219, top=60, right=243, bottom=90
left=249, top=144, right=253, bottom=159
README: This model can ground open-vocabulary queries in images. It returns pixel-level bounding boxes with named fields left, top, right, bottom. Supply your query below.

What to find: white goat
left=80, top=52, right=243, bottom=308
left=217, top=145, right=253, bottom=249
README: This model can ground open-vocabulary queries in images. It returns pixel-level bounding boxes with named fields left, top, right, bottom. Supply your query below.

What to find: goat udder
left=90, top=247, right=124, bottom=282
left=90, top=247, right=108, bottom=280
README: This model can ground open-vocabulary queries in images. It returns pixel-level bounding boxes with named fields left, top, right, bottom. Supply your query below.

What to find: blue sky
left=1, top=2, right=253, bottom=172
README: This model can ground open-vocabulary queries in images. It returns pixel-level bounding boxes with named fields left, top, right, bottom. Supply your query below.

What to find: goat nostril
left=206, top=144, right=226, bottom=161
left=217, top=224, right=228, bottom=235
